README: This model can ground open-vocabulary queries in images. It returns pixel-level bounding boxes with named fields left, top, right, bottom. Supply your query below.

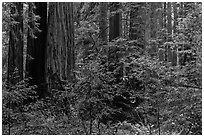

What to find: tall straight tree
left=129, top=2, right=145, bottom=48
left=144, top=2, right=151, bottom=47
left=7, top=2, right=24, bottom=85
left=150, top=2, right=158, bottom=39
left=99, top=2, right=107, bottom=44
left=109, top=2, right=122, bottom=41
left=173, top=2, right=178, bottom=34
left=163, top=2, right=167, bottom=29
left=172, top=2, right=178, bottom=66
left=26, top=2, right=47, bottom=97
left=157, top=3, right=163, bottom=32
left=46, top=2, right=75, bottom=91
left=122, top=3, right=130, bottom=39
left=167, top=2, right=172, bottom=36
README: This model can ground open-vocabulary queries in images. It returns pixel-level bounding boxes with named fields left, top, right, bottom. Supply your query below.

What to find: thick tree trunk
left=26, top=2, right=47, bottom=97
left=46, top=2, right=75, bottom=92
left=99, top=2, right=107, bottom=44
left=7, top=2, right=24, bottom=85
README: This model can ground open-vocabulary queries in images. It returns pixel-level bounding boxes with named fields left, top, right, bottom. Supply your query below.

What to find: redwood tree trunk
left=46, top=2, right=75, bottom=91
left=129, top=3, right=145, bottom=48
left=163, top=2, right=167, bottom=29
left=167, top=2, right=172, bottom=37
left=99, top=2, right=107, bottom=44
left=109, top=2, right=122, bottom=41
left=150, top=2, right=158, bottom=39
left=173, top=2, right=178, bottom=34
left=8, top=2, right=24, bottom=85
left=144, top=3, right=151, bottom=47
left=26, top=2, right=47, bottom=97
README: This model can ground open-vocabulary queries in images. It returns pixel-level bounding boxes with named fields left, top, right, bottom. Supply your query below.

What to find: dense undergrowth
left=2, top=39, right=202, bottom=134
left=2, top=2, right=202, bottom=135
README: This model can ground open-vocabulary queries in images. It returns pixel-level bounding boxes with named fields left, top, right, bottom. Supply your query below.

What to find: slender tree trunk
left=178, top=2, right=184, bottom=66
left=157, top=98, right=160, bottom=135
left=172, top=46, right=177, bottom=66
left=99, top=2, right=107, bottom=44
left=123, top=9, right=130, bottom=39
left=46, top=2, right=75, bottom=92
left=157, top=3, right=163, bottom=31
left=99, top=2, right=108, bottom=74
left=121, top=3, right=129, bottom=39
left=157, top=3, right=163, bottom=33
left=172, top=2, right=178, bottom=66
left=109, top=2, right=122, bottom=41
left=26, top=2, right=47, bottom=97
left=179, top=2, right=184, bottom=18
left=8, top=2, right=24, bottom=85
left=150, top=3, right=157, bottom=39
left=163, top=2, right=167, bottom=29
left=173, top=2, right=178, bottom=34
left=129, top=3, right=145, bottom=49
left=144, top=3, right=151, bottom=48
left=167, top=2, right=172, bottom=38
left=167, top=43, right=173, bottom=62
left=109, top=13, right=121, bottom=41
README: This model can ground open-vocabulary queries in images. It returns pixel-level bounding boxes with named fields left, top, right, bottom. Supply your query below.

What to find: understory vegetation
left=2, top=2, right=202, bottom=135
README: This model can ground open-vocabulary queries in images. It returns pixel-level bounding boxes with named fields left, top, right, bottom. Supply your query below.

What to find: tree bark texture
left=163, top=2, right=167, bottom=29
left=157, top=3, right=163, bottom=32
left=99, top=2, right=107, bottom=44
left=46, top=2, right=75, bottom=91
left=167, top=2, right=172, bottom=36
left=167, top=44, right=173, bottom=62
left=26, top=2, right=47, bottom=97
left=144, top=3, right=151, bottom=47
left=173, top=2, right=178, bottom=34
left=171, top=46, right=177, bottom=66
left=129, top=3, right=145, bottom=46
left=122, top=3, right=130, bottom=39
left=7, top=2, right=24, bottom=85
left=150, top=3, right=158, bottom=39
left=109, top=2, right=122, bottom=41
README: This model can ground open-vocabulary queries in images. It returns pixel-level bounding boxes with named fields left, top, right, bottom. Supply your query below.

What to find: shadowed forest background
left=2, top=2, right=202, bottom=135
